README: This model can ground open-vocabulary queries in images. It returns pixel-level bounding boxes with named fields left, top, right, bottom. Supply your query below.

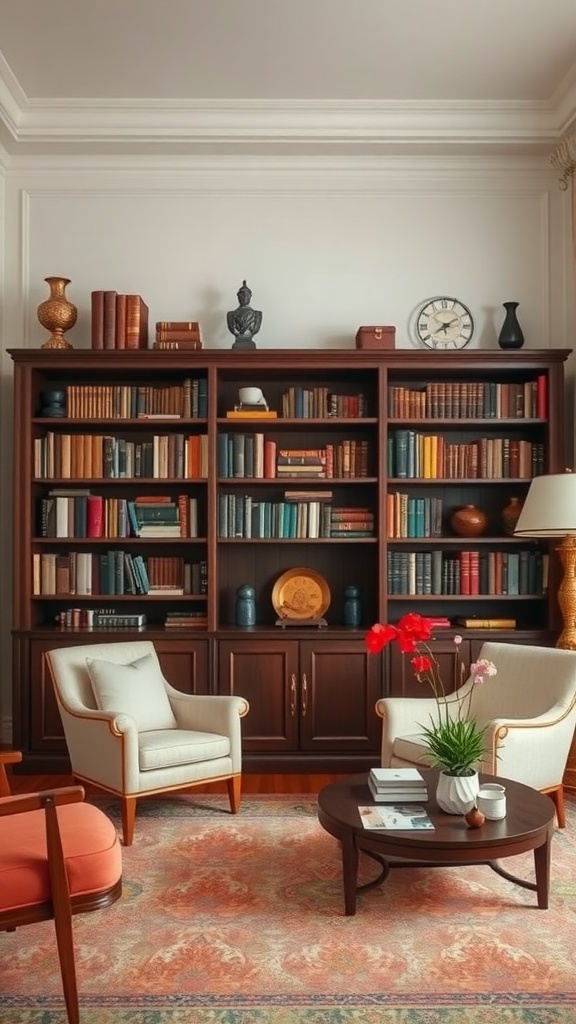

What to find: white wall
left=0, top=152, right=574, bottom=740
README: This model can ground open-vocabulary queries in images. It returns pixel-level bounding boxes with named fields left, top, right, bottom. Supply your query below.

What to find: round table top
left=317, top=771, right=556, bottom=854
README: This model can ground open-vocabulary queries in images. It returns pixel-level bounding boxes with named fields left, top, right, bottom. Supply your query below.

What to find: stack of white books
left=368, top=767, right=428, bottom=803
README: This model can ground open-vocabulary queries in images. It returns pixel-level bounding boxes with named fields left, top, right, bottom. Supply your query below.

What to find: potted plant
left=365, top=612, right=497, bottom=813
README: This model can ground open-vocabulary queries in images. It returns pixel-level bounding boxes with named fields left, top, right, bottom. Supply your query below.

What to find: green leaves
left=419, top=716, right=488, bottom=775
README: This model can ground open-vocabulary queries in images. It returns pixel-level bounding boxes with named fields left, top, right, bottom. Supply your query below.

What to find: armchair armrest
left=0, top=785, right=84, bottom=817
left=167, top=691, right=249, bottom=731
left=0, top=750, right=22, bottom=797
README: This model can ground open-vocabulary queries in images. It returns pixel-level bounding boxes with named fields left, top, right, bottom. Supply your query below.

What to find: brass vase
left=37, top=276, right=77, bottom=349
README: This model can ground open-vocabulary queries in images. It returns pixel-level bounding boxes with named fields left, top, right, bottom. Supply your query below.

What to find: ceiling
left=1, top=0, right=575, bottom=158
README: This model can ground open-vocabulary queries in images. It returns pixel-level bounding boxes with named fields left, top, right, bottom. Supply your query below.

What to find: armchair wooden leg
left=547, top=785, right=566, bottom=829
left=44, top=795, right=80, bottom=1024
left=121, top=796, right=137, bottom=846
left=227, top=775, right=241, bottom=813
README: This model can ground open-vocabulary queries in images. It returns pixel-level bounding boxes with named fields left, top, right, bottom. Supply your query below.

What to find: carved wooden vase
left=37, top=276, right=77, bottom=349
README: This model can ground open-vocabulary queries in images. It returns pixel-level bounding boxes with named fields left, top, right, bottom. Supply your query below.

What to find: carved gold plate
left=272, top=568, right=331, bottom=621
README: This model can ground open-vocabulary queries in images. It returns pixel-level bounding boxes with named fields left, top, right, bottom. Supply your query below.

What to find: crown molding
left=0, top=89, right=574, bottom=158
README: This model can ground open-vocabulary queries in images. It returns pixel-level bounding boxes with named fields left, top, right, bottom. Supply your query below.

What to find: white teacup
left=239, top=387, right=265, bottom=405
left=477, top=784, right=506, bottom=820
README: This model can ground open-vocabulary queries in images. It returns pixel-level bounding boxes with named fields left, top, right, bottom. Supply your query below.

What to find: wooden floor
left=6, top=770, right=344, bottom=797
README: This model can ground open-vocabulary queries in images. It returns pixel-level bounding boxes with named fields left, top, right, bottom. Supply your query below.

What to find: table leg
left=533, top=836, right=551, bottom=910
left=340, top=834, right=359, bottom=916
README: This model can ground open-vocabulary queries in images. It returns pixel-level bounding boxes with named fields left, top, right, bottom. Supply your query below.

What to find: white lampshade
left=514, top=471, right=576, bottom=537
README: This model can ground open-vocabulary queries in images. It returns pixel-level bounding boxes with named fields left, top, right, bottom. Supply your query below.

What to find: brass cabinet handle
left=290, top=673, right=297, bottom=716
left=301, top=674, right=308, bottom=716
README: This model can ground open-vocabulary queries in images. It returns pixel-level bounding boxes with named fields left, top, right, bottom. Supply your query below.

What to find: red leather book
left=103, top=291, right=117, bottom=350
left=126, top=294, right=149, bottom=349
left=91, top=291, right=104, bottom=349
left=86, top=495, right=104, bottom=538
left=115, top=293, right=127, bottom=349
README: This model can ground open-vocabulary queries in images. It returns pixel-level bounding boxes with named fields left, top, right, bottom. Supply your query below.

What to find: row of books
left=35, top=433, right=209, bottom=480
left=91, top=291, right=149, bottom=350
left=218, top=496, right=375, bottom=539
left=389, top=431, right=545, bottom=480
left=57, top=378, right=207, bottom=420
left=387, top=376, right=547, bottom=421
left=368, top=767, right=428, bottom=803
left=387, top=549, right=548, bottom=596
left=39, top=493, right=200, bottom=539
left=33, top=551, right=208, bottom=596
left=57, top=609, right=147, bottom=630
left=386, top=493, right=444, bottom=538
left=217, top=436, right=371, bottom=479
left=164, top=611, right=208, bottom=628
left=281, top=387, right=369, bottom=419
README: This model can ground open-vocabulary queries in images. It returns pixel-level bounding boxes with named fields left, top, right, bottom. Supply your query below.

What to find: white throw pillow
left=86, top=652, right=178, bottom=732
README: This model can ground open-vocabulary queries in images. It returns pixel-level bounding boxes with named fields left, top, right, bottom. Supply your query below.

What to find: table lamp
left=513, top=470, right=576, bottom=649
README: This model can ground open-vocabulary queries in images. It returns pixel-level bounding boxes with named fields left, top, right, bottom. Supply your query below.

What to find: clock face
left=413, top=296, right=474, bottom=350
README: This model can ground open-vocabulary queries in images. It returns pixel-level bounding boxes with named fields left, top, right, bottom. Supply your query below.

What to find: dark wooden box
left=355, top=326, right=396, bottom=349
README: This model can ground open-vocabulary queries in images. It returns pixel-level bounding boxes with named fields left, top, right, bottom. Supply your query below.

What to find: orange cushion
left=0, top=802, right=121, bottom=912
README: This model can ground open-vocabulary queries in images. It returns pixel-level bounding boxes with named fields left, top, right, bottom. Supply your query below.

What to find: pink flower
left=470, top=658, right=497, bottom=686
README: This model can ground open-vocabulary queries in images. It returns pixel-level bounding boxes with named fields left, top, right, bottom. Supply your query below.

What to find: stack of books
left=368, top=767, right=428, bottom=803
left=153, top=321, right=202, bottom=350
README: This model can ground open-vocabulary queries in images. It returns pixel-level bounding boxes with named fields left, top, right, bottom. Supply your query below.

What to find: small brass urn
left=37, top=276, right=77, bottom=349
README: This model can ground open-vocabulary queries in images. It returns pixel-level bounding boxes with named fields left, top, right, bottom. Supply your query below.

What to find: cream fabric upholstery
left=86, top=652, right=178, bottom=731
left=46, top=640, right=249, bottom=845
left=376, top=642, right=576, bottom=801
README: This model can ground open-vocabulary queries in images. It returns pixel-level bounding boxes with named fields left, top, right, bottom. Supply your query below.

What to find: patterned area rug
left=2, top=791, right=576, bottom=1023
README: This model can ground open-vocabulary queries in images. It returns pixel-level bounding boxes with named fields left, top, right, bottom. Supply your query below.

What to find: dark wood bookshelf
left=9, top=347, right=570, bottom=773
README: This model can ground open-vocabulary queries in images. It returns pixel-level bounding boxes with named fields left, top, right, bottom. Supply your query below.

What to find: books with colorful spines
left=125, top=294, right=149, bottom=350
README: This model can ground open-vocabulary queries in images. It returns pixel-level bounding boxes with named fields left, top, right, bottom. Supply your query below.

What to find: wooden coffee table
left=317, top=771, right=556, bottom=915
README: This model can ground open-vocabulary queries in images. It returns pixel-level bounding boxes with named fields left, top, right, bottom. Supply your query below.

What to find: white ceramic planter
left=436, top=770, right=480, bottom=814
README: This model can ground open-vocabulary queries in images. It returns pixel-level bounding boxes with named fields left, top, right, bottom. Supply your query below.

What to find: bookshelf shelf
left=9, top=346, right=570, bottom=773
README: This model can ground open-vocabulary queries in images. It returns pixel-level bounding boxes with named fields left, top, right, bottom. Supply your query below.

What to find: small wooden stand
left=275, top=617, right=328, bottom=629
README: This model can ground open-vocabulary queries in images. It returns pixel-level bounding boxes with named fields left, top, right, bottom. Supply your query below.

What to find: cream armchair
left=376, top=641, right=576, bottom=827
left=46, top=640, right=249, bottom=845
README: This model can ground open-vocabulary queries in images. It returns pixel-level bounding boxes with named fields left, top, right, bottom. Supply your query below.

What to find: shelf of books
left=9, top=346, right=571, bottom=771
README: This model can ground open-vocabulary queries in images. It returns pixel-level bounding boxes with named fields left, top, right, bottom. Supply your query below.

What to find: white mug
left=478, top=784, right=506, bottom=820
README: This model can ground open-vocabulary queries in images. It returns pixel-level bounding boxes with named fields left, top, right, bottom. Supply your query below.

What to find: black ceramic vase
left=498, top=301, right=524, bottom=349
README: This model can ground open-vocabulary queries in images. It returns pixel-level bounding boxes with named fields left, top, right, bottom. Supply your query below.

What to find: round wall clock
left=412, top=296, right=475, bottom=350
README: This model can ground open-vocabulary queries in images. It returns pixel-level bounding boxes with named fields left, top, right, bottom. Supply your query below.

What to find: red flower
left=364, top=622, right=397, bottom=653
left=411, top=654, right=432, bottom=675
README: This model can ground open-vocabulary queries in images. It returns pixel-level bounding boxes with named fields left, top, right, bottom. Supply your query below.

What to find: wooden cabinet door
left=217, top=638, right=300, bottom=751
left=388, top=638, right=472, bottom=698
left=298, top=639, right=381, bottom=752
left=28, top=636, right=210, bottom=752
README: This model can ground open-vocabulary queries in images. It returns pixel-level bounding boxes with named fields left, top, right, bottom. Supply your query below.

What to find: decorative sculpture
left=227, top=281, right=262, bottom=350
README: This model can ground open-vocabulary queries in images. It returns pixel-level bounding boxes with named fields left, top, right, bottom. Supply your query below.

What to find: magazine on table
left=358, top=804, right=435, bottom=830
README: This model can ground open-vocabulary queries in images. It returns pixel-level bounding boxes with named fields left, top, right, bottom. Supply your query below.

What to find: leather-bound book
left=126, top=294, right=149, bottom=349
left=91, top=291, right=104, bottom=349
left=103, top=290, right=117, bottom=349
left=115, top=293, right=127, bottom=349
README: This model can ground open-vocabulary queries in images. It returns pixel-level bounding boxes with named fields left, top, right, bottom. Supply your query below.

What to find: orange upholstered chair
left=0, top=751, right=122, bottom=1024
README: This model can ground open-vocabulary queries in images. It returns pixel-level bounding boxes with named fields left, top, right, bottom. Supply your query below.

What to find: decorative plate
left=272, top=568, right=331, bottom=620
